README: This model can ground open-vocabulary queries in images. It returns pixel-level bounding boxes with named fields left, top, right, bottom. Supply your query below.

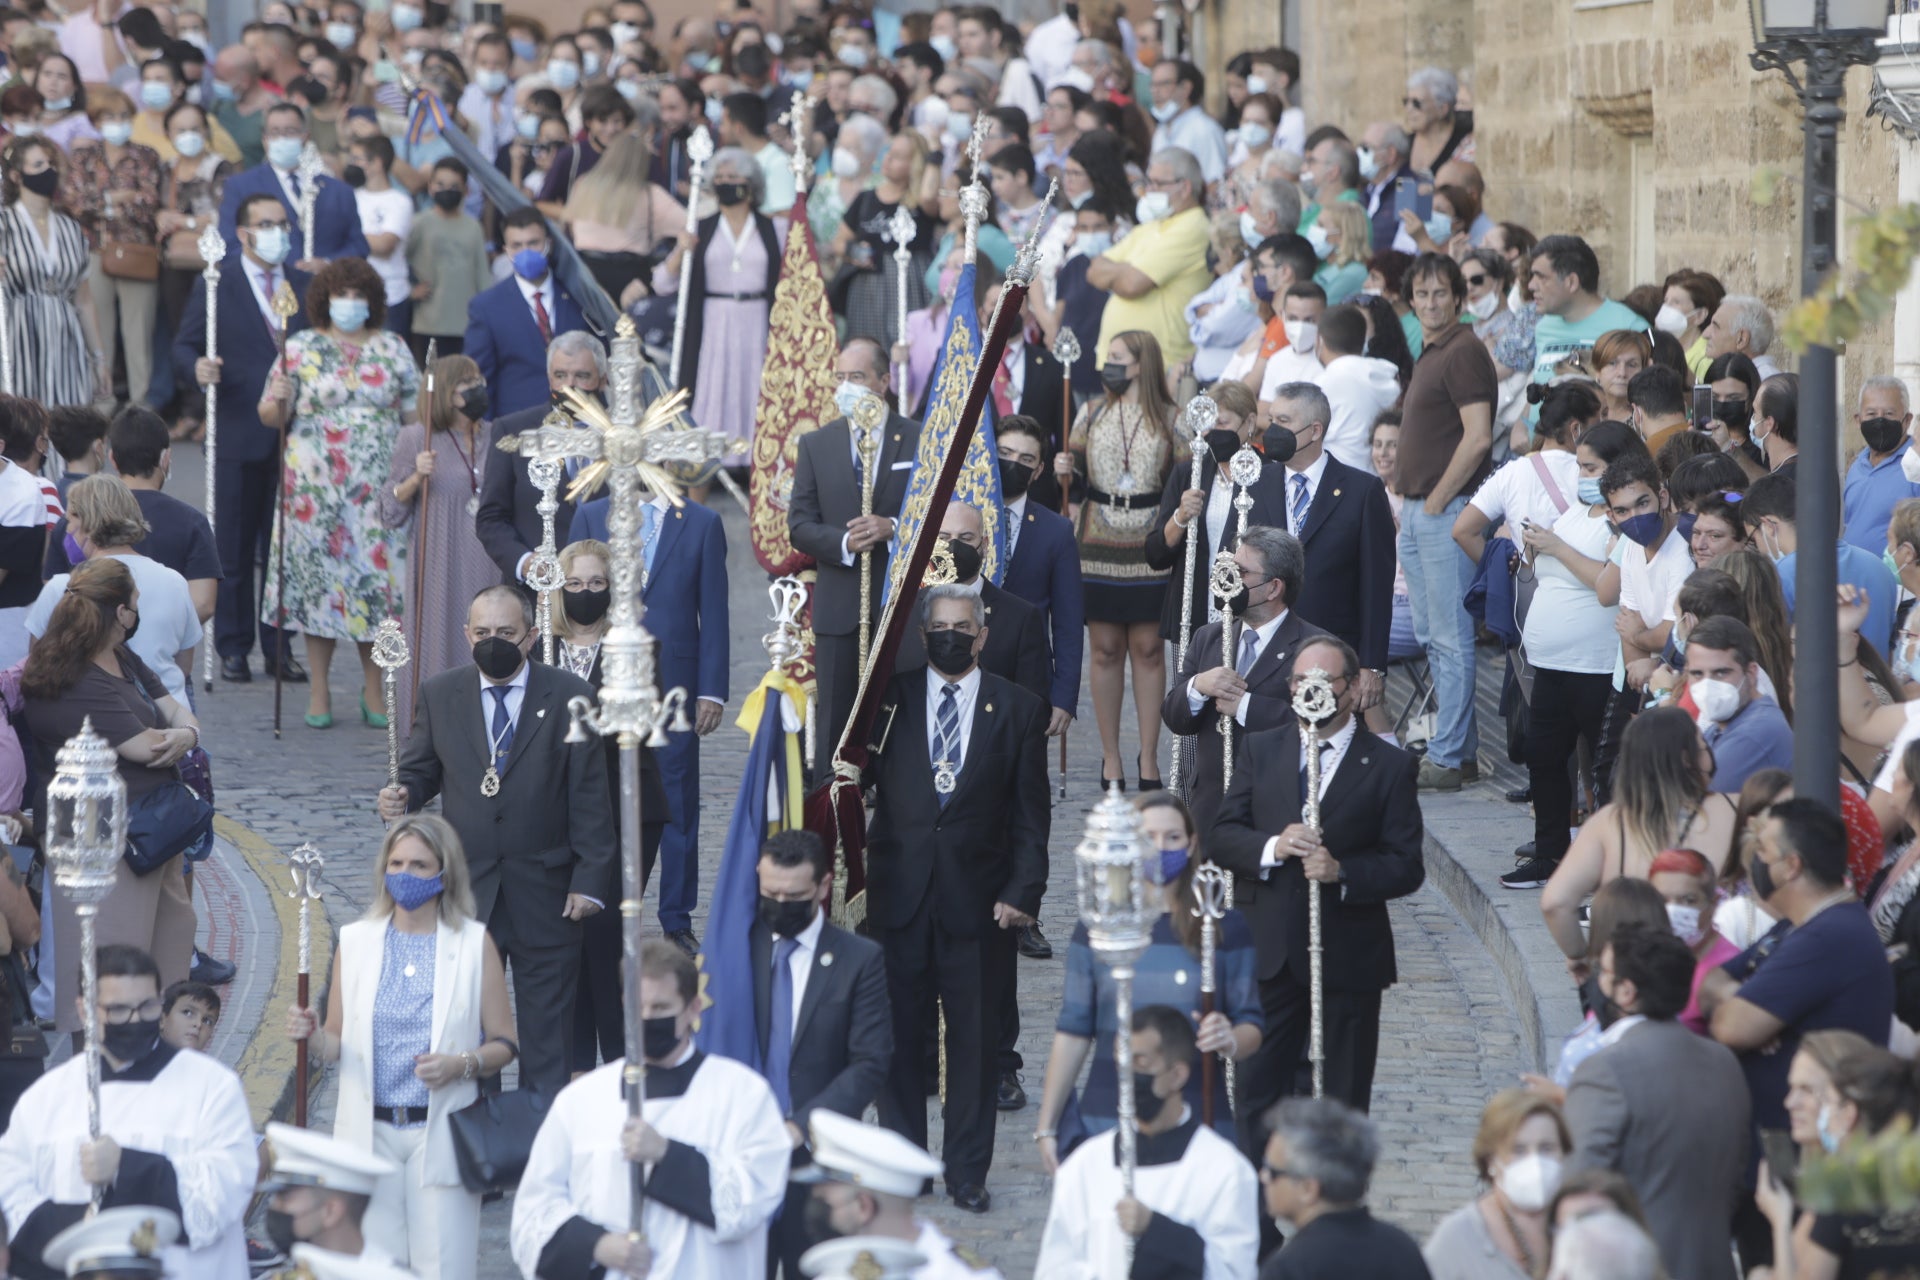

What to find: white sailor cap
left=291, top=1244, right=420, bottom=1280
left=797, top=1110, right=944, bottom=1198
left=43, top=1206, right=180, bottom=1278
left=799, top=1235, right=927, bottom=1280
left=263, top=1123, right=398, bottom=1196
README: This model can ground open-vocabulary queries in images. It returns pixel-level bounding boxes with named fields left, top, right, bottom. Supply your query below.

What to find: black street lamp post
left=1748, top=0, right=1890, bottom=810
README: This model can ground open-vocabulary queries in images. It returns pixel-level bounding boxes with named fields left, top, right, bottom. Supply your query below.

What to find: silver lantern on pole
left=1075, top=791, right=1156, bottom=1265
left=45, top=719, right=129, bottom=1214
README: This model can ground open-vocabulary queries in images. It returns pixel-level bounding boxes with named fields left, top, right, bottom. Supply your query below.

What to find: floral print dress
left=263, top=329, right=418, bottom=642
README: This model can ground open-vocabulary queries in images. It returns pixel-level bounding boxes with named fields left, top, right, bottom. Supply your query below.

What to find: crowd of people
left=0, top=0, right=1904, bottom=1277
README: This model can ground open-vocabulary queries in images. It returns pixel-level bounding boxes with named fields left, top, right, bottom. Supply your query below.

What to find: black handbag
left=124, top=781, right=214, bottom=875
left=449, top=1079, right=552, bottom=1195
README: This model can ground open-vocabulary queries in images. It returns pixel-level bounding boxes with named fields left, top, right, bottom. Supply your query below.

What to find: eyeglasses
left=1259, top=1161, right=1299, bottom=1181
left=1463, top=273, right=1487, bottom=287
left=101, top=998, right=164, bottom=1025
left=1403, top=96, right=1426, bottom=109
left=564, top=577, right=609, bottom=591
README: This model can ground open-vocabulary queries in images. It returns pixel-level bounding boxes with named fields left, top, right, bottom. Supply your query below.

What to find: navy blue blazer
left=567, top=496, right=730, bottom=706
left=170, top=254, right=313, bottom=466
left=1288, top=455, right=1398, bottom=672
left=465, top=276, right=588, bottom=419
left=1000, top=500, right=1085, bottom=715
left=216, top=163, right=370, bottom=262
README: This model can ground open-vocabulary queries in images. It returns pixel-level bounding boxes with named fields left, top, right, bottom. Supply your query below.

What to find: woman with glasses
left=1461, top=247, right=1515, bottom=350
left=1032, top=791, right=1261, bottom=1172
left=1403, top=66, right=1474, bottom=174
left=378, top=355, right=495, bottom=738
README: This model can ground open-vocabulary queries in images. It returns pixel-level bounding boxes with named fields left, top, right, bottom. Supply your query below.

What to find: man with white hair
left=1705, top=294, right=1780, bottom=378
left=1546, top=1212, right=1662, bottom=1280
left=1090, top=148, right=1213, bottom=364
left=1357, top=122, right=1414, bottom=255
left=1843, top=374, right=1920, bottom=552
left=1242, top=177, right=1305, bottom=251
left=848, top=74, right=900, bottom=125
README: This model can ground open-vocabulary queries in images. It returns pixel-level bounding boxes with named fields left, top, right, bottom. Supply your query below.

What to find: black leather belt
left=708, top=289, right=768, bottom=301
left=375, top=1103, right=429, bottom=1125
left=1086, top=486, right=1157, bottom=510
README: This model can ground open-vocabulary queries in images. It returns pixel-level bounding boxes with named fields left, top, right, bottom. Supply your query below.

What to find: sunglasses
left=1463, top=273, right=1487, bottom=286
left=1403, top=96, right=1426, bottom=109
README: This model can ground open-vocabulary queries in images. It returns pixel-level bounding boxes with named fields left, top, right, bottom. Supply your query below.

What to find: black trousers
left=1236, top=968, right=1382, bottom=1161
left=213, top=457, right=293, bottom=662
left=570, top=819, right=664, bottom=1072
left=1527, top=667, right=1615, bottom=863
left=767, top=1181, right=812, bottom=1279
left=812, top=631, right=860, bottom=784
left=1592, top=686, right=1639, bottom=808
left=876, top=894, right=1006, bottom=1188
left=409, top=332, right=465, bottom=365
left=488, top=898, right=582, bottom=1096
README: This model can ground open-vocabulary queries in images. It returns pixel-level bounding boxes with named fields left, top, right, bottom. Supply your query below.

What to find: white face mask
left=1304, top=223, right=1331, bottom=259
left=1239, top=210, right=1264, bottom=249
left=1244, top=73, right=1269, bottom=96
left=834, top=380, right=868, bottom=418
left=831, top=147, right=862, bottom=179
left=1465, top=291, right=1499, bottom=322
left=1507, top=280, right=1525, bottom=313
left=1239, top=121, right=1272, bottom=150
left=1692, top=676, right=1743, bottom=727
left=1496, top=1152, right=1563, bottom=1213
left=1666, top=901, right=1705, bottom=947
left=1901, top=446, right=1920, bottom=484
left=1655, top=303, right=1690, bottom=337
left=1135, top=191, right=1171, bottom=224
left=1282, top=319, right=1318, bottom=353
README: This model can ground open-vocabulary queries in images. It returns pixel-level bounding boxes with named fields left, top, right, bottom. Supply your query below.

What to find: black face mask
left=472, top=635, right=525, bottom=680
left=758, top=893, right=817, bottom=939
left=802, top=1194, right=843, bottom=1248
left=341, top=163, right=367, bottom=188
left=1863, top=416, right=1906, bottom=454
left=563, top=586, right=611, bottom=626
left=1750, top=852, right=1776, bottom=903
left=431, top=186, right=463, bottom=211
left=102, top=1015, right=161, bottom=1063
left=1584, top=971, right=1626, bottom=1032
left=1205, top=428, right=1241, bottom=466
left=1132, top=1070, right=1167, bottom=1123
left=119, top=606, right=140, bottom=642
left=1263, top=425, right=1298, bottom=465
left=925, top=629, right=976, bottom=677
left=1710, top=398, right=1748, bottom=428
left=264, top=1208, right=302, bottom=1257
left=1225, top=576, right=1270, bottom=617
left=997, top=457, right=1034, bottom=499
left=714, top=181, right=750, bottom=207
left=18, top=167, right=57, bottom=198
left=641, top=1013, right=682, bottom=1060
left=1099, top=362, right=1134, bottom=393
left=944, top=538, right=983, bottom=583
left=458, top=385, right=490, bottom=421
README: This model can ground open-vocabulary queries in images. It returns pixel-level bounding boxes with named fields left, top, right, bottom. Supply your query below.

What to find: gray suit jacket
left=1565, top=1018, right=1751, bottom=1280
left=786, top=412, right=922, bottom=638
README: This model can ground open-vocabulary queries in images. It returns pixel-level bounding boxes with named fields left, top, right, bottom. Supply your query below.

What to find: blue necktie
left=642, top=504, right=659, bottom=580
left=934, top=683, right=960, bottom=807
left=488, top=685, right=515, bottom=770
left=1236, top=629, right=1259, bottom=678
left=767, top=937, right=799, bottom=1112
left=1290, top=472, right=1310, bottom=536
left=1000, top=505, right=1015, bottom=562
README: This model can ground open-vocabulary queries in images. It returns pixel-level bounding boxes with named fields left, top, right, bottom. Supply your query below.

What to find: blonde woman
left=1314, top=200, right=1372, bottom=305
left=286, top=814, right=515, bottom=1280
left=564, top=132, right=685, bottom=309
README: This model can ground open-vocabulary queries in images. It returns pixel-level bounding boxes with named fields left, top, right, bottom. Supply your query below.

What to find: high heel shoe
left=1137, top=753, right=1164, bottom=791
left=1101, top=772, right=1127, bottom=794
left=361, top=693, right=388, bottom=729
left=304, top=701, right=334, bottom=729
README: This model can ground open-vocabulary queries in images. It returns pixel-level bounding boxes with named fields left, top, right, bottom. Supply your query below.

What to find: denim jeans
left=1399, top=495, right=1480, bottom=768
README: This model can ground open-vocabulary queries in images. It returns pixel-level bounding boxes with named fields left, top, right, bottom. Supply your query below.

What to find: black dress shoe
left=1016, top=923, right=1053, bottom=960
left=1506, top=786, right=1533, bottom=804
left=997, top=1070, right=1026, bottom=1111
left=219, top=655, right=252, bottom=683
left=191, top=947, right=236, bottom=986
left=951, top=1183, right=991, bottom=1214
left=263, top=653, right=308, bottom=683
left=665, top=928, right=699, bottom=957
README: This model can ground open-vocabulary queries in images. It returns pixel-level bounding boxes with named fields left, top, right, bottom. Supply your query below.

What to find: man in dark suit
left=1210, top=635, right=1425, bottom=1135
left=377, top=585, right=617, bottom=1095
left=751, top=829, right=892, bottom=1279
left=475, top=331, right=606, bottom=585
left=568, top=492, right=729, bottom=954
left=1257, top=1097, right=1432, bottom=1278
left=996, top=415, right=1086, bottom=741
left=982, top=282, right=1064, bottom=442
left=1267, top=381, right=1398, bottom=710
left=866, top=585, right=1049, bottom=1215
left=787, top=338, right=922, bottom=783
left=894, top=501, right=1050, bottom=705
left=174, top=191, right=311, bottom=683
left=1162, top=526, right=1327, bottom=840
left=215, top=102, right=368, bottom=266
left=466, top=206, right=590, bottom=418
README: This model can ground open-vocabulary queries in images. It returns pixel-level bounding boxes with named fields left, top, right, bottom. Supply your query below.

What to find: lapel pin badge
left=985, top=702, right=993, bottom=712
left=820, top=952, right=833, bottom=967
left=1333, top=488, right=1342, bottom=497
left=537, top=708, right=546, bottom=718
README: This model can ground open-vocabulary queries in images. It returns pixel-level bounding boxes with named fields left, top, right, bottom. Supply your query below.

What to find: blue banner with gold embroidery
left=882, top=260, right=1005, bottom=610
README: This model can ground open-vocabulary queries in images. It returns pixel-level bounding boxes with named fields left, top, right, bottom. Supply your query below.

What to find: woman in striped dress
left=0, top=136, right=103, bottom=408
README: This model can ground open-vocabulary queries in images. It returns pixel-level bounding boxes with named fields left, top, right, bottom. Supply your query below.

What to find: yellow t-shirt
left=1095, top=205, right=1213, bottom=365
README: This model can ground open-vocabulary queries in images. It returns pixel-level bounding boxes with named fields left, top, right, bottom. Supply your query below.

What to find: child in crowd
left=405, top=156, right=492, bottom=367
left=45, top=406, right=108, bottom=503
left=159, top=979, right=221, bottom=1053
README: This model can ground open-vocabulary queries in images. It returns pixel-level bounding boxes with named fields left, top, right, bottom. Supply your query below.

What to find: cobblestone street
left=169, top=443, right=1530, bottom=1277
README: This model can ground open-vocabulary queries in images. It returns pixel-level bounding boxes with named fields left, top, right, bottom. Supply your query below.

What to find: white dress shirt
left=478, top=658, right=531, bottom=751
left=1283, top=452, right=1331, bottom=534
left=515, top=272, right=557, bottom=329
left=245, top=258, right=283, bottom=329
left=272, top=163, right=303, bottom=216
left=1258, top=715, right=1359, bottom=871
left=1187, top=607, right=1290, bottom=724
left=838, top=418, right=896, bottom=567
left=925, top=665, right=982, bottom=768
left=773, top=906, right=825, bottom=1039
left=1003, top=492, right=1028, bottom=560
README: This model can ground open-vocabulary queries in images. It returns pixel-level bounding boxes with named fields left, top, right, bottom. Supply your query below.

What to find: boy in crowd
left=159, top=980, right=221, bottom=1054
left=404, top=157, right=490, bottom=365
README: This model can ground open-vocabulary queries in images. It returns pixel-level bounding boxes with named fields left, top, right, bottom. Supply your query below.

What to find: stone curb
left=1417, top=787, right=1585, bottom=1075
left=219, top=814, right=336, bottom=1128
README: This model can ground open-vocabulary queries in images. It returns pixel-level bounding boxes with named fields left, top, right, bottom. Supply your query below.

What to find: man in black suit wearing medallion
left=788, top=338, right=923, bottom=783
left=894, top=501, right=1050, bottom=706
left=1162, top=526, right=1327, bottom=840
left=378, top=585, right=617, bottom=1095
left=1267, top=381, right=1398, bottom=710
left=1210, top=635, right=1424, bottom=1141
left=866, top=585, right=1049, bottom=1216
left=753, top=829, right=893, bottom=1279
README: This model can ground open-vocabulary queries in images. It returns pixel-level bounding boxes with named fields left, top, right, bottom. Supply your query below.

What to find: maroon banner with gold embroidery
left=749, top=195, right=840, bottom=576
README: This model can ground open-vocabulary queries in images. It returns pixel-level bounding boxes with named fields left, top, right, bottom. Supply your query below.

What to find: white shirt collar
left=1598, top=1014, right=1647, bottom=1047
left=515, top=273, right=552, bottom=304
left=927, top=664, right=983, bottom=700
left=1245, top=607, right=1289, bottom=650
left=784, top=904, right=826, bottom=951
left=480, top=656, right=533, bottom=693
left=1286, top=451, right=1331, bottom=488
left=1006, top=492, right=1028, bottom=521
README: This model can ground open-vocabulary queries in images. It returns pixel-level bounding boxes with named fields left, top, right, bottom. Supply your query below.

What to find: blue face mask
left=386, top=870, right=444, bottom=911
left=512, top=247, right=549, bottom=282
left=250, top=225, right=290, bottom=265
left=1577, top=477, right=1603, bottom=506
left=63, top=531, right=84, bottom=564
left=546, top=59, right=581, bottom=90
left=139, top=80, right=173, bottom=110
left=510, top=37, right=539, bottom=62
left=1152, top=846, right=1190, bottom=885
left=42, top=96, right=71, bottom=112
left=1617, top=510, right=1667, bottom=549
left=267, top=136, right=305, bottom=170
left=329, top=297, right=370, bottom=331
left=208, top=79, right=236, bottom=103
left=1425, top=213, right=1453, bottom=243
left=1675, top=511, right=1698, bottom=545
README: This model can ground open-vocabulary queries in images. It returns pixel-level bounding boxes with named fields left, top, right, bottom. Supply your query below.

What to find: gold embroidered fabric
left=750, top=207, right=841, bottom=576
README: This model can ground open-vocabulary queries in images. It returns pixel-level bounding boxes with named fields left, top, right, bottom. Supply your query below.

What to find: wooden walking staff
left=890, top=204, right=914, bottom=405
left=286, top=843, right=325, bottom=1126
left=1169, top=395, right=1217, bottom=799
left=1191, top=862, right=1228, bottom=1126
left=1292, top=668, right=1338, bottom=1099
left=1050, top=327, right=1080, bottom=799
left=269, top=281, right=301, bottom=738
left=371, top=620, right=409, bottom=792
left=197, top=223, right=226, bottom=692
left=667, top=124, right=714, bottom=390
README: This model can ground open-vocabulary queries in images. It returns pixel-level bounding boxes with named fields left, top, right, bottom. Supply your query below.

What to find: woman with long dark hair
left=1056, top=330, right=1185, bottom=788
